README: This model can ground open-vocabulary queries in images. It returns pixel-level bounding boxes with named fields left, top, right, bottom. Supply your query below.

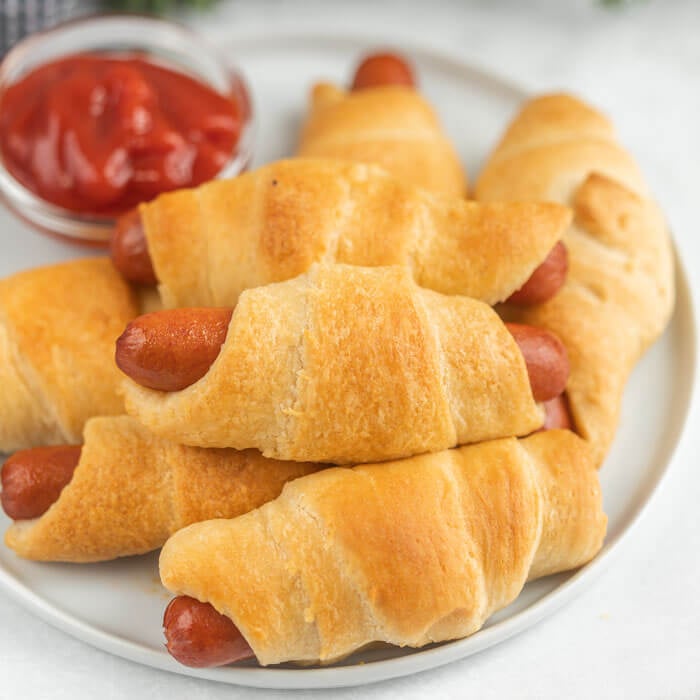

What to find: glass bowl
left=0, top=14, right=254, bottom=244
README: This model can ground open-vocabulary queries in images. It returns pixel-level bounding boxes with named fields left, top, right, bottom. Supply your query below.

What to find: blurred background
left=3, top=0, right=691, bottom=247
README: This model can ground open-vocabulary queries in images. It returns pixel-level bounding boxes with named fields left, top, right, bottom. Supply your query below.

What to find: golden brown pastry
left=159, top=429, right=606, bottom=666
left=122, top=264, right=544, bottom=463
left=139, top=158, right=570, bottom=309
left=0, top=258, right=140, bottom=452
left=298, top=83, right=467, bottom=196
left=476, top=94, right=675, bottom=465
left=4, top=415, right=321, bottom=562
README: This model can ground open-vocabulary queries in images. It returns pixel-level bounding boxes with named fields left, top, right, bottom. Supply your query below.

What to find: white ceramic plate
left=0, top=33, right=695, bottom=691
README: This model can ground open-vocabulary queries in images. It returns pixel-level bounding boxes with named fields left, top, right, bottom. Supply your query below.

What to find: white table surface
left=2, top=1, right=699, bottom=698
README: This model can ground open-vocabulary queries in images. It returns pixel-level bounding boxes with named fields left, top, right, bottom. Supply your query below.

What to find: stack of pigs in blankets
left=0, top=52, right=674, bottom=668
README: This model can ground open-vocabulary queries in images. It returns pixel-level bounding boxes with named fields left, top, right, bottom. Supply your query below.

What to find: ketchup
left=0, top=54, right=243, bottom=215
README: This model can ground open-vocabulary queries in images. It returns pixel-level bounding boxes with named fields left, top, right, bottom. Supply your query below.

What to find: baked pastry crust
left=140, top=158, right=570, bottom=309
left=0, top=258, right=139, bottom=452
left=159, top=429, right=606, bottom=665
left=298, top=83, right=467, bottom=196
left=123, top=264, right=543, bottom=463
left=4, top=416, right=321, bottom=562
left=475, top=94, right=675, bottom=464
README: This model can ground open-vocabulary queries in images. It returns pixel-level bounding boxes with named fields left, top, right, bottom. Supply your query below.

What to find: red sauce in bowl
left=0, top=54, right=243, bottom=215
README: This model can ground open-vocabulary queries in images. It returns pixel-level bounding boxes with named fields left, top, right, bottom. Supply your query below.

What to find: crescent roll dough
left=140, top=158, right=571, bottom=309
left=297, top=83, right=467, bottom=196
left=0, top=258, right=139, bottom=453
left=122, top=264, right=543, bottom=463
left=160, top=429, right=606, bottom=666
left=475, top=94, right=675, bottom=465
left=4, top=416, right=321, bottom=562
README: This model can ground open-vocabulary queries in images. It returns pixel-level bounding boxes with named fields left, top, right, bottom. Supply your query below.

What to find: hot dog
left=110, top=208, right=157, bottom=286
left=351, top=51, right=416, bottom=90
left=163, top=596, right=255, bottom=667
left=115, top=307, right=233, bottom=392
left=542, top=394, right=573, bottom=431
left=507, top=241, right=568, bottom=306
left=158, top=386, right=567, bottom=670
left=116, top=308, right=569, bottom=403
left=1, top=446, right=81, bottom=520
left=504, top=322, right=570, bottom=403
left=109, top=215, right=567, bottom=306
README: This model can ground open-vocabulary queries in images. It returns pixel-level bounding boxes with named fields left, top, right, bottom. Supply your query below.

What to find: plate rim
left=0, top=31, right=696, bottom=690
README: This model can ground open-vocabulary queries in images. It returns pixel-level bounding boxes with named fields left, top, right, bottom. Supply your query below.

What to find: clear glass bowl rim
left=0, top=13, right=255, bottom=243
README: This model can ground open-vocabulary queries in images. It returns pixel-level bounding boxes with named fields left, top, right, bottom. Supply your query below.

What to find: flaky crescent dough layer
left=160, top=429, right=606, bottom=666
left=297, top=83, right=467, bottom=196
left=475, top=94, right=675, bottom=465
left=5, top=416, right=321, bottom=562
left=140, top=158, right=570, bottom=309
left=122, top=264, right=543, bottom=463
left=0, top=258, right=139, bottom=452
